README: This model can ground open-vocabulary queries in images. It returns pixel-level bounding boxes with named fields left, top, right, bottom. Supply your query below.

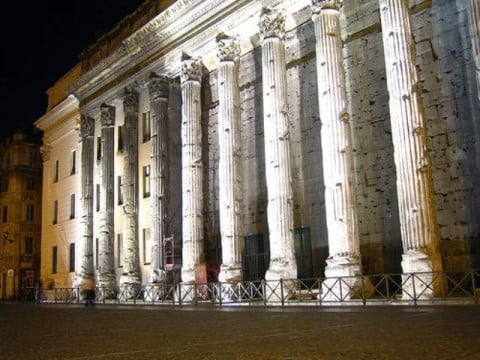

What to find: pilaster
left=260, top=7, right=297, bottom=281
left=216, top=33, right=243, bottom=283
left=180, top=53, right=204, bottom=284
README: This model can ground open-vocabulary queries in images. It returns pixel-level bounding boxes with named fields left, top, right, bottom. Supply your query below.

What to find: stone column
left=98, top=103, right=116, bottom=290
left=469, top=0, right=480, bottom=100
left=216, top=33, right=244, bottom=284
left=119, top=89, right=141, bottom=291
left=260, top=8, right=297, bottom=281
left=180, top=53, right=204, bottom=284
left=379, top=0, right=442, bottom=298
left=79, top=115, right=95, bottom=284
left=312, top=0, right=367, bottom=299
left=148, top=73, right=170, bottom=283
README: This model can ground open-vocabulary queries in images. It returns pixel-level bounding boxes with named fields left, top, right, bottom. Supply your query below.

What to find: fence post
left=280, top=279, right=284, bottom=308
left=412, top=274, right=417, bottom=306
left=361, top=275, right=366, bottom=306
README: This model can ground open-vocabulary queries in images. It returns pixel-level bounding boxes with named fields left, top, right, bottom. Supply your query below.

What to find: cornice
left=34, top=94, right=79, bottom=132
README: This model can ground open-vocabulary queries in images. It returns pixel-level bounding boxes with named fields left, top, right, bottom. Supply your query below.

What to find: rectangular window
left=26, top=177, right=35, bottom=190
left=142, top=111, right=151, bottom=143
left=143, top=165, right=151, bottom=198
left=1, top=176, right=8, bottom=192
left=96, top=184, right=100, bottom=212
left=96, top=137, right=102, bottom=160
left=118, top=125, right=125, bottom=152
left=71, top=150, right=76, bottom=175
left=69, top=243, right=75, bottom=272
left=53, top=200, right=58, bottom=224
left=70, top=194, right=76, bottom=219
left=117, top=176, right=124, bottom=205
left=143, top=228, right=151, bottom=265
left=2, top=205, right=7, bottom=223
left=52, top=246, right=58, bottom=274
left=117, top=234, right=123, bottom=268
left=54, top=160, right=59, bottom=183
left=26, top=204, right=34, bottom=222
left=24, top=236, right=33, bottom=255
left=95, top=238, right=99, bottom=270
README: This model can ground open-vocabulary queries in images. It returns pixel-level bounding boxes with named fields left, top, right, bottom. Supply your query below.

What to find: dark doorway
left=243, top=234, right=268, bottom=281
left=294, top=227, right=313, bottom=279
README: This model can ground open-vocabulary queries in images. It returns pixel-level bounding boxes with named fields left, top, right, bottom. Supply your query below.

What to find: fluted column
left=216, top=33, right=243, bottom=283
left=312, top=1, right=362, bottom=276
left=119, top=89, right=141, bottom=290
left=469, top=0, right=480, bottom=100
left=148, top=73, right=170, bottom=283
left=260, top=8, right=297, bottom=281
left=98, top=103, right=116, bottom=290
left=379, top=0, right=442, bottom=297
left=79, top=115, right=95, bottom=283
left=180, top=53, right=204, bottom=284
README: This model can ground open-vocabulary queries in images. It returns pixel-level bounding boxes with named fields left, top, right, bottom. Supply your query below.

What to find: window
left=71, top=150, right=76, bottom=175
left=143, top=165, right=151, bottom=198
left=117, top=176, right=124, bottom=205
left=69, top=243, right=75, bottom=272
left=143, top=228, right=151, bottom=265
left=96, top=137, right=102, bottom=160
left=96, top=184, right=100, bottom=212
left=117, top=234, right=123, bottom=268
left=70, top=194, right=76, bottom=219
left=118, top=125, right=125, bottom=152
left=95, top=238, right=99, bottom=270
left=54, top=160, right=59, bottom=182
left=142, top=111, right=151, bottom=143
left=26, top=204, right=34, bottom=222
left=29, top=150, right=38, bottom=167
left=26, top=177, right=35, bottom=190
left=53, top=200, right=58, bottom=224
left=2, top=205, right=7, bottom=223
left=0, top=176, right=8, bottom=192
left=52, top=246, right=58, bottom=274
left=24, top=236, right=33, bottom=255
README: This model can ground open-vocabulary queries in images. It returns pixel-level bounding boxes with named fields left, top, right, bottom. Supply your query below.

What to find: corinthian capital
left=80, top=115, right=95, bottom=139
left=100, top=103, right=116, bottom=127
left=312, top=0, right=342, bottom=15
left=123, top=88, right=139, bottom=115
left=260, top=7, right=285, bottom=41
left=180, top=52, right=203, bottom=84
left=216, top=33, right=240, bottom=62
left=149, top=73, right=170, bottom=101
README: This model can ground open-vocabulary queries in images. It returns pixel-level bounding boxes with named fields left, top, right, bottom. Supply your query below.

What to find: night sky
left=0, top=0, right=145, bottom=138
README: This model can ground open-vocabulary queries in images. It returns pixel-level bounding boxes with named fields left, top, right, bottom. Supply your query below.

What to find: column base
left=118, top=273, right=141, bottom=301
left=144, top=269, right=168, bottom=302
left=321, top=256, right=372, bottom=301
left=401, top=249, right=435, bottom=300
left=264, top=259, right=297, bottom=303
left=97, top=273, right=116, bottom=300
left=218, top=264, right=243, bottom=284
left=148, top=269, right=167, bottom=284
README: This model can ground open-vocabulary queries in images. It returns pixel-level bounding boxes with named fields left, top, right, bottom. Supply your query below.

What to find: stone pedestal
left=148, top=73, right=170, bottom=284
left=260, top=7, right=297, bottom=282
left=216, top=33, right=243, bottom=284
left=180, top=53, right=204, bottom=284
left=379, top=0, right=443, bottom=298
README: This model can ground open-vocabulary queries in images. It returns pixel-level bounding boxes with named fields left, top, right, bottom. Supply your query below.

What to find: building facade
left=0, top=131, right=42, bottom=300
left=36, top=0, right=480, bottom=299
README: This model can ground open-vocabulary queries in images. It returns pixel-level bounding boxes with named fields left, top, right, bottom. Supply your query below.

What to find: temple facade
left=35, top=0, right=480, bottom=298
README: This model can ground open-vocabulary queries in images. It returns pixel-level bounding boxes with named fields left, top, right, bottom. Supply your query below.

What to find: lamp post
left=2, top=231, right=14, bottom=299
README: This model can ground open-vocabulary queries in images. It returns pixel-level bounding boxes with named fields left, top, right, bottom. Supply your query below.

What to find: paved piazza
left=0, top=303, right=479, bottom=359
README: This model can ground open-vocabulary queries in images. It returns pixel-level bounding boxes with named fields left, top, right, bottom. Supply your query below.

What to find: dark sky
left=0, top=0, right=145, bottom=138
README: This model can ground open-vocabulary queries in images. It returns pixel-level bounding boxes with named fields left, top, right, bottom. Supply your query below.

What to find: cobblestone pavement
left=0, top=302, right=479, bottom=359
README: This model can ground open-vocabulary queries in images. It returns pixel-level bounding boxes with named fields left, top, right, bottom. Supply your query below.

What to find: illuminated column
left=260, top=8, right=297, bottom=281
left=119, top=89, right=141, bottom=290
left=148, top=73, right=170, bottom=283
left=379, top=0, right=442, bottom=297
left=79, top=115, right=95, bottom=282
left=180, top=53, right=204, bottom=284
left=216, top=33, right=243, bottom=283
left=468, top=0, right=480, bottom=99
left=98, top=103, right=116, bottom=290
left=312, top=1, right=365, bottom=298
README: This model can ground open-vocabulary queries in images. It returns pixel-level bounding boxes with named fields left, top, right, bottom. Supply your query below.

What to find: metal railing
left=39, top=269, right=480, bottom=306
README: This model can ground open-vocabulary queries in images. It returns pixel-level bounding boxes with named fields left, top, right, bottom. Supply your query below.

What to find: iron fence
left=39, top=269, right=480, bottom=307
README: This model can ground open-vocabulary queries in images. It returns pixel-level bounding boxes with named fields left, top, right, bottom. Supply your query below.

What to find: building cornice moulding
left=35, top=94, right=79, bottom=132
